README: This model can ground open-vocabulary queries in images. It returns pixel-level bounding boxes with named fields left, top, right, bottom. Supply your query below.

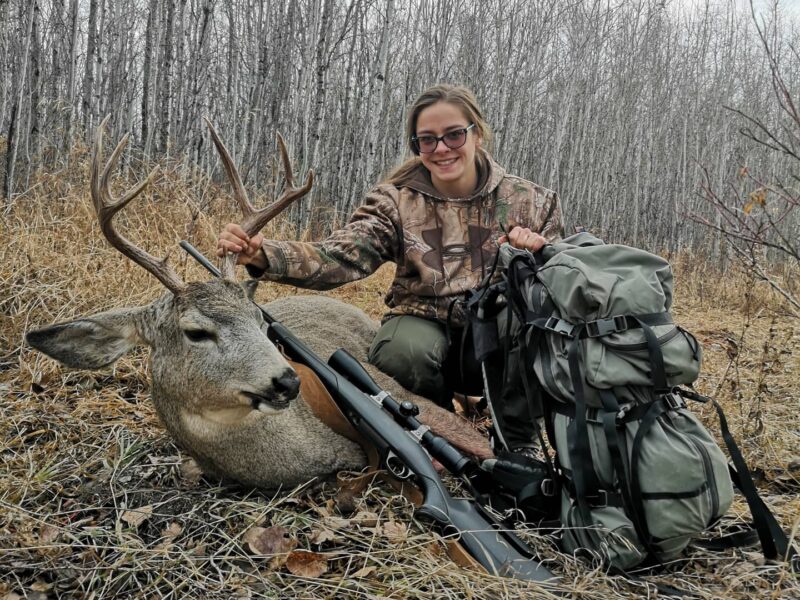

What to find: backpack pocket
left=553, top=401, right=734, bottom=569
left=584, top=325, right=702, bottom=389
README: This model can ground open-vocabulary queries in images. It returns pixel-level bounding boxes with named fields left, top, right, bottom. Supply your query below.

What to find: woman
left=217, top=84, right=563, bottom=449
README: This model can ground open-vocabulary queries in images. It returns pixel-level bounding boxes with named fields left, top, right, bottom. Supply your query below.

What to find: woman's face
left=415, top=101, right=482, bottom=197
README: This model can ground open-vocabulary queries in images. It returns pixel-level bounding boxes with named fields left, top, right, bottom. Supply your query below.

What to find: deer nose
left=272, top=369, right=300, bottom=400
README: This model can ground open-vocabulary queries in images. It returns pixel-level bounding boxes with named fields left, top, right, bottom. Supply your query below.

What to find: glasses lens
left=443, top=129, right=467, bottom=149
left=413, top=126, right=471, bottom=153
left=417, top=136, right=437, bottom=153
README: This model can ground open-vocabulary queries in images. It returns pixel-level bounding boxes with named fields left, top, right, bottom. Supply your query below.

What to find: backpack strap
left=597, top=390, right=649, bottom=547
left=564, top=326, right=604, bottom=542
left=708, top=395, right=798, bottom=563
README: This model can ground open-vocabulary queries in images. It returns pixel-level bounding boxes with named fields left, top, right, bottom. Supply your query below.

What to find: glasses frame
left=411, top=123, right=476, bottom=154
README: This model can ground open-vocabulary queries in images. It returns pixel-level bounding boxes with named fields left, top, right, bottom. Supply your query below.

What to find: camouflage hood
left=396, top=150, right=496, bottom=203
left=252, top=152, right=564, bottom=326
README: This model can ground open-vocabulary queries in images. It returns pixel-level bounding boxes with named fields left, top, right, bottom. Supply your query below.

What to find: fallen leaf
left=242, top=526, right=297, bottom=557
left=38, top=524, right=59, bottom=545
left=29, top=581, right=52, bottom=593
left=322, top=516, right=351, bottom=530
left=148, top=454, right=180, bottom=465
left=381, top=520, right=408, bottom=542
left=334, top=489, right=358, bottom=515
left=191, top=542, right=207, bottom=556
left=352, top=511, right=379, bottom=528
left=285, top=550, right=328, bottom=578
left=155, top=522, right=183, bottom=553
left=120, top=505, right=153, bottom=528
left=352, top=565, right=377, bottom=578
left=426, top=541, right=445, bottom=557
left=308, top=528, right=338, bottom=545
left=162, top=522, right=183, bottom=539
left=180, top=458, right=204, bottom=487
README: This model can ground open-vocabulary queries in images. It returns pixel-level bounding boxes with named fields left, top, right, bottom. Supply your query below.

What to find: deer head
left=26, top=116, right=314, bottom=427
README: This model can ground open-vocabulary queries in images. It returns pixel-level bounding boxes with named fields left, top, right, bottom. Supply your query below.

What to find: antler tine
left=205, top=120, right=314, bottom=278
left=204, top=118, right=255, bottom=221
left=91, top=115, right=185, bottom=294
left=241, top=131, right=314, bottom=238
left=277, top=133, right=296, bottom=188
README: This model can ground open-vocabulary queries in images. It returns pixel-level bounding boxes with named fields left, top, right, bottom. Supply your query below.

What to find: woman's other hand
left=498, top=226, right=547, bottom=252
left=216, top=223, right=267, bottom=268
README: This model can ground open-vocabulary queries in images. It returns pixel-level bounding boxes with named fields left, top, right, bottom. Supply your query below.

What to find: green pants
left=367, top=314, right=537, bottom=449
left=367, top=315, right=482, bottom=408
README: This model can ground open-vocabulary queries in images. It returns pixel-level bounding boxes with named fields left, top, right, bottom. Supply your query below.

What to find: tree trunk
left=142, top=0, right=158, bottom=157
left=158, top=0, right=176, bottom=155
left=4, top=0, right=36, bottom=204
left=82, top=0, right=99, bottom=140
left=64, top=0, right=79, bottom=151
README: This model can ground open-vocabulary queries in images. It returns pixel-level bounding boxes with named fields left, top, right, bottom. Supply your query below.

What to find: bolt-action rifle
left=180, top=240, right=557, bottom=584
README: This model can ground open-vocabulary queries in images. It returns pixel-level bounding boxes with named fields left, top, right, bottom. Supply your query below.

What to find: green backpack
left=470, top=233, right=794, bottom=570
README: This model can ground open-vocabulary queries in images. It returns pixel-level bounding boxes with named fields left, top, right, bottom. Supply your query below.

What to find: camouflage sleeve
left=252, top=186, right=403, bottom=290
left=539, top=190, right=565, bottom=242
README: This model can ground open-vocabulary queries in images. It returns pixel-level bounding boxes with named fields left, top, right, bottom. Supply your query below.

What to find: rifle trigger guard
left=385, top=450, right=413, bottom=480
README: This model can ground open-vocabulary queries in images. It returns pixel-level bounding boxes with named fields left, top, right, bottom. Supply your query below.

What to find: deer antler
left=91, top=115, right=185, bottom=294
left=205, top=118, right=314, bottom=279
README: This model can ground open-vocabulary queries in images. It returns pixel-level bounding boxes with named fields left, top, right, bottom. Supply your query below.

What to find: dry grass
left=1, top=159, right=798, bottom=599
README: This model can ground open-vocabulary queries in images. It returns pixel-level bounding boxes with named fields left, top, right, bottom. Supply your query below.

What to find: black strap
left=712, top=399, right=797, bottom=562
left=566, top=330, right=603, bottom=544
left=519, top=336, right=558, bottom=484
left=694, top=527, right=762, bottom=551
left=505, top=254, right=537, bottom=323
left=633, top=317, right=669, bottom=394
left=628, top=398, right=671, bottom=557
left=598, top=390, right=648, bottom=545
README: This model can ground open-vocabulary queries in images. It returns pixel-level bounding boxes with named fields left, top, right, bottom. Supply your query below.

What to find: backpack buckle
left=663, top=392, right=686, bottom=411
left=586, top=315, right=628, bottom=338
left=586, top=489, right=608, bottom=508
left=544, top=317, right=577, bottom=338
left=616, top=402, right=634, bottom=422
left=541, top=478, right=557, bottom=497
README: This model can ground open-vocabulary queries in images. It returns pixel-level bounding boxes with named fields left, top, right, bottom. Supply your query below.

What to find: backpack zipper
left=600, top=326, right=680, bottom=352
left=660, top=415, right=720, bottom=518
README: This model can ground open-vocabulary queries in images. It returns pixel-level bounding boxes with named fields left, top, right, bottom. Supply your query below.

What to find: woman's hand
left=498, top=226, right=547, bottom=252
left=216, top=223, right=267, bottom=268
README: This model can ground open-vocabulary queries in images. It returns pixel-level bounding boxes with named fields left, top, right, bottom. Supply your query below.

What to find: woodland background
left=1, top=0, right=799, bottom=598
left=1, top=0, right=799, bottom=258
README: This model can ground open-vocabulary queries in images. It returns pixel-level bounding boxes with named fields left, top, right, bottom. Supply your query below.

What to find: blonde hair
left=383, top=84, right=493, bottom=185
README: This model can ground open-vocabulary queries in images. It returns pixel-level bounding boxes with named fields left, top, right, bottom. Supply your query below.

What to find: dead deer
left=25, top=117, right=491, bottom=491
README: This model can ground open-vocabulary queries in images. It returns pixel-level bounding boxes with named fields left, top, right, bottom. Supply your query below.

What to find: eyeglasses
left=411, top=124, right=475, bottom=154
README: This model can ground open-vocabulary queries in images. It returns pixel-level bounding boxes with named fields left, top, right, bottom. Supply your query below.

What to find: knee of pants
left=367, top=316, right=450, bottom=402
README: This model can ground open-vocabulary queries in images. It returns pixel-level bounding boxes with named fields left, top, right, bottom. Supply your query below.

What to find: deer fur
left=26, top=280, right=492, bottom=490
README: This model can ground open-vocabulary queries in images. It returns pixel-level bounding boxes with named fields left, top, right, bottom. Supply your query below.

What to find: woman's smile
left=415, top=101, right=481, bottom=198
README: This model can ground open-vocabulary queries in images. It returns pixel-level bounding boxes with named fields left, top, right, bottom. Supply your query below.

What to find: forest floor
left=1, top=165, right=798, bottom=599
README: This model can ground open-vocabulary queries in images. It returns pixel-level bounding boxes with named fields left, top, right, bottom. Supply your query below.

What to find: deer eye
left=183, top=328, right=215, bottom=343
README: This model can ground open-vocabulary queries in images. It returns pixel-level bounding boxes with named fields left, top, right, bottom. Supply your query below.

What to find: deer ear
left=26, top=307, right=147, bottom=370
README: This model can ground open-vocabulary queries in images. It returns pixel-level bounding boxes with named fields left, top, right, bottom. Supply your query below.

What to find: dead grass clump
left=2, top=162, right=799, bottom=598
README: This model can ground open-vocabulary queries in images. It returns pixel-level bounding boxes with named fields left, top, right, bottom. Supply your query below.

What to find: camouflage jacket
left=250, top=151, right=564, bottom=325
